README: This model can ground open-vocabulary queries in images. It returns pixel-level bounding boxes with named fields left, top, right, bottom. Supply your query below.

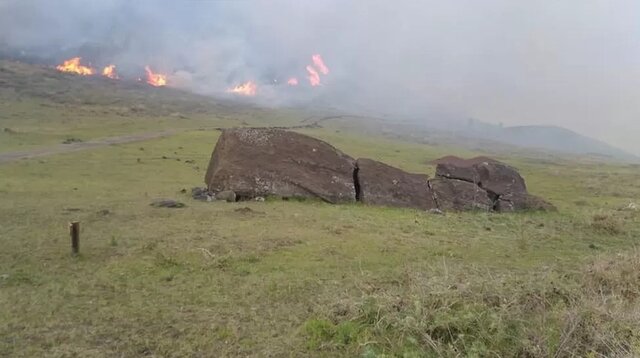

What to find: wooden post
left=70, top=221, right=80, bottom=255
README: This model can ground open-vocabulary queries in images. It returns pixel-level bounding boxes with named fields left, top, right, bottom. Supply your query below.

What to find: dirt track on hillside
left=0, top=130, right=179, bottom=164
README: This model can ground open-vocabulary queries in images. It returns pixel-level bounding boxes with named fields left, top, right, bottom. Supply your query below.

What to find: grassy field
left=1, top=62, right=640, bottom=357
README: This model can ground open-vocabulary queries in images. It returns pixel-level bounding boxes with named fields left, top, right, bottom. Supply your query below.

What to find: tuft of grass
left=304, top=319, right=364, bottom=350
left=304, top=251, right=640, bottom=356
left=591, top=213, right=625, bottom=235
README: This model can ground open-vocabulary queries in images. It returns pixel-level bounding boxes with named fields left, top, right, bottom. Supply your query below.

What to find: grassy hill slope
left=1, top=61, right=639, bottom=357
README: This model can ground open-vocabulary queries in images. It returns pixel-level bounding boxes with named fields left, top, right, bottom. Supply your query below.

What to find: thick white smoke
left=1, top=0, right=639, bottom=154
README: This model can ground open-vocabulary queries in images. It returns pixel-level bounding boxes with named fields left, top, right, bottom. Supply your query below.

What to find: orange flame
left=102, top=65, right=118, bottom=79
left=144, top=66, right=167, bottom=87
left=56, top=57, right=95, bottom=75
left=312, top=54, right=329, bottom=75
left=287, top=77, right=299, bottom=86
left=306, top=65, right=321, bottom=86
left=226, top=81, right=257, bottom=96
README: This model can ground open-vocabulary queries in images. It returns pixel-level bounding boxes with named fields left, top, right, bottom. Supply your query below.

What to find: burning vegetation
left=56, top=57, right=95, bottom=76
left=144, top=66, right=167, bottom=87
left=305, top=54, right=329, bottom=86
left=226, top=81, right=258, bottom=96
left=55, top=57, right=167, bottom=87
left=54, top=54, right=329, bottom=95
left=102, top=65, right=118, bottom=79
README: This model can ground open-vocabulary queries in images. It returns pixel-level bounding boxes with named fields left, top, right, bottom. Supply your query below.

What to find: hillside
left=1, top=61, right=640, bottom=357
left=396, top=117, right=637, bottom=162
left=499, top=125, right=637, bottom=160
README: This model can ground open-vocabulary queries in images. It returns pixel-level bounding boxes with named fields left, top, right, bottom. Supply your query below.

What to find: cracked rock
left=356, top=158, right=437, bottom=210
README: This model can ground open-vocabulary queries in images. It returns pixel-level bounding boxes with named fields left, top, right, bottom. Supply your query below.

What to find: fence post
left=70, top=221, right=80, bottom=255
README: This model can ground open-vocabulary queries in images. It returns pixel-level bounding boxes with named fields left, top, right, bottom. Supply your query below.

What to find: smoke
left=1, top=0, right=639, bottom=154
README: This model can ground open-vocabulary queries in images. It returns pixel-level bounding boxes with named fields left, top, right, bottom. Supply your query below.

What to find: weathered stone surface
left=495, top=193, right=556, bottom=212
left=436, top=160, right=527, bottom=196
left=191, top=187, right=211, bottom=201
left=356, top=158, right=436, bottom=210
left=205, top=128, right=356, bottom=203
left=429, top=178, right=493, bottom=211
left=436, top=163, right=479, bottom=184
left=216, top=190, right=236, bottom=203
left=473, top=161, right=527, bottom=196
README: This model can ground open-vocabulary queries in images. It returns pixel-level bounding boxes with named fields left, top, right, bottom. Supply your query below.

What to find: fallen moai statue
left=433, top=155, right=554, bottom=212
left=204, top=128, right=554, bottom=212
left=356, top=158, right=437, bottom=210
left=205, top=128, right=356, bottom=203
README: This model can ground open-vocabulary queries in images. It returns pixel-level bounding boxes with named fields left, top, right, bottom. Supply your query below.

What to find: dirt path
left=0, top=130, right=179, bottom=164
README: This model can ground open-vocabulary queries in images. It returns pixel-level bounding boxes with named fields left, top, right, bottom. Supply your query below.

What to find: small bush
left=590, top=214, right=624, bottom=235
left=304, top=319, right=335, bottom=350
left=304, top=319, right=364, bottom=350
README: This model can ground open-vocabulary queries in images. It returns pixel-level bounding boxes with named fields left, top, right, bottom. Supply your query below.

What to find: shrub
left=591, top=214, right=624, bottom=235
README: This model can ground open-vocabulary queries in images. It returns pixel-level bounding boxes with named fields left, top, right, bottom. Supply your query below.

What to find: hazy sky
left=1, top=0, right=639, bottom=154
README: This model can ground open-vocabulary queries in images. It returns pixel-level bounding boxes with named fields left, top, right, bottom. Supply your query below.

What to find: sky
left=1, top=0, right=639, bottom=154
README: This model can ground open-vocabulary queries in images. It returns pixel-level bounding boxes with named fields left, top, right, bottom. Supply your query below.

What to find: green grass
left=1, top=61, right=640, bottom=356
left=0, top=60, right=307, bottom=153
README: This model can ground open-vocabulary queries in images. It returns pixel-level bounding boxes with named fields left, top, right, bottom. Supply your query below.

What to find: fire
left=311, top=54, right=329, bottom=75
left=306, top=65, right=321, bottom=86
left=287, top=77, right=299, bottom=86
left=56, top=57, right=95, bottom=75
left=226, top=81, right=257, bottom=96
left=102, top=65, right=118, bottom=79
left=144, top=66, right=167, bottom=87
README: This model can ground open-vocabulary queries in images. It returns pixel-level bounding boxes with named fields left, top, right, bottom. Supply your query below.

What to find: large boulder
left=433, top=156, right=554, bottom=212
left=429, top=178, right=493, bottom=211
left=474, top=161, right=527, bottom=196
left=356, top=158, right=436, bottom=210
left=436, top=160, right=527, bottom=196
left=205, top=128, right=356, bottom=203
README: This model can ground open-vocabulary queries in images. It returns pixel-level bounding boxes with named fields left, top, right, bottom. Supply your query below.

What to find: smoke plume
left=1, top=0, right=639, bottom=154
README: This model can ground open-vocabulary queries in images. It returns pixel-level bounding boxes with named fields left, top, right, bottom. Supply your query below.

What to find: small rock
left=428, top=208, right=444, bottom=215
left=150, top=199, right=186, bottom=208
left=191, top=187, right=211, bottom=201
left=254, top=196, right=265, bottom=202
left=97, top=209, right=111, bottom=216
left=0, top=274, right=9, bottom=280
left=216, top=190, right=237, bottom=203
left=62, top=137, right=83, bottom=144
